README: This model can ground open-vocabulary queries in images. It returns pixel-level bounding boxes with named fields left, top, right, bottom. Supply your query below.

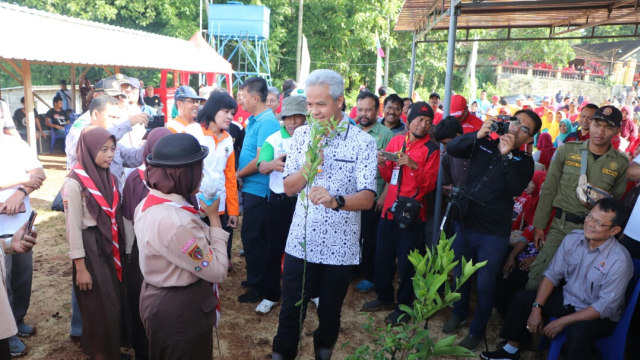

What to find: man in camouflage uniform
left=526, top=105, right=629, bottom=290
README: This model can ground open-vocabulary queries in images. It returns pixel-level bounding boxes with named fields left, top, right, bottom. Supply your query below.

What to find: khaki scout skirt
left=139, top=279, right=217, bottom=360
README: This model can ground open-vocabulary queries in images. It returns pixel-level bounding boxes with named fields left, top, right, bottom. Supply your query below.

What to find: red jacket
left=461, top=112, right=483, bottom=134
left=379, top=133, right=440, bottom=221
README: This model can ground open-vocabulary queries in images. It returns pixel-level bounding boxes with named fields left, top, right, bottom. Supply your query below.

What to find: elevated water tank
left=208, top=2, right=270, bottom=40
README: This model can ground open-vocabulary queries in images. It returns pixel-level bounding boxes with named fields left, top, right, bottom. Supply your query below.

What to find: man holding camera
left=361, top=102, right=439, bottom=324
left=442, top=109, right=542, bottom=350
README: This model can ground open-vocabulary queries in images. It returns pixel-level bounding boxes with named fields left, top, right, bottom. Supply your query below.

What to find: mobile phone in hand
left=380, top=150, right=399, bottom=162
left=22, top=210, right=37, bottom=240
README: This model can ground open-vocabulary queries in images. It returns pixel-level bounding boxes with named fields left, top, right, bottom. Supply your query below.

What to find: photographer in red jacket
left=361, top=102, right=439, bottom=324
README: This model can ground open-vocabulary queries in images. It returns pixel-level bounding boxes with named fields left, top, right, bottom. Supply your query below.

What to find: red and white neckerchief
left=73, top=165, right=122, bottom=282
left=212, top=283, right=221, bottom=328
left=142, top=192, right=221, bottom=324
left=141, top=193, right=198, bottom=214
left=137, top=164, right=149, bottom=190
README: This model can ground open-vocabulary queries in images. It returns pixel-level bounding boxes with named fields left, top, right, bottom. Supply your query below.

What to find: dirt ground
left=17, top=153, right=538, bottom=360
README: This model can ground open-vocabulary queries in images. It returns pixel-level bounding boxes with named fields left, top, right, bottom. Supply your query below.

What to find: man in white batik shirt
left=271, top=69, right=377, bottom=360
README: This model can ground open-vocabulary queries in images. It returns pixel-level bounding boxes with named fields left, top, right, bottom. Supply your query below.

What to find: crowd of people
left=493, top=57, right=609, bottom=76
left=1, top=67, right=640, bottom=360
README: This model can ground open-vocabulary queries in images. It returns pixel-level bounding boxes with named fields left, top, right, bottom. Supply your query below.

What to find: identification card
left=391, top=167, right=400, bottom=185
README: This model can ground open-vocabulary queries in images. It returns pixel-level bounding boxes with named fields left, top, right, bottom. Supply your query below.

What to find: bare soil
left=18, top=154, right=537, bottom=359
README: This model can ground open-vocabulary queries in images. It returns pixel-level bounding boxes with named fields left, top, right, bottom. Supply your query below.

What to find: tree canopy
left=0, top=0, right=636, bottom=104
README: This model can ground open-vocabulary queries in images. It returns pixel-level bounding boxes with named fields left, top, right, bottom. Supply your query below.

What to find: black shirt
left=144, top=95, right=162, bottom=109
left=45, top=109, right=69, bottom=127
left=447, top=132, right=534, bottom=237
left=13, top=108, right=39, bottom=131
left=228, top=121, right=245, bottom=169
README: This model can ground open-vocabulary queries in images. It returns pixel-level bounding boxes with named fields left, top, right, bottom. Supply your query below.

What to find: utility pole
left=296, top=0, right=304, bottom=82
left=384, top=16, right=390, bottom=87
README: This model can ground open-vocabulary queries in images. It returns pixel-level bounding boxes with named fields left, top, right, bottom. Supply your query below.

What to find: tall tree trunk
left=464, top=38, right=479, bottom=98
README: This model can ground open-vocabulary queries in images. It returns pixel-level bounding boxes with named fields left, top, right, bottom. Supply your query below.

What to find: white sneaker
left=310, top=297, right=319, bottom=308
left=255, top=299, right=279, bottom=314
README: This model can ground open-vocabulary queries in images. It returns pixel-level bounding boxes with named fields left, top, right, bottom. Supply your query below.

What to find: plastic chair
left=49, top=124, right=70, bottom=153
left=547, top=259, right=640, bottom=360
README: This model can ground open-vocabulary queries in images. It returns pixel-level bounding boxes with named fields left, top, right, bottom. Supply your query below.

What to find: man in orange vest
left=166, top=86, right=205, bottom=134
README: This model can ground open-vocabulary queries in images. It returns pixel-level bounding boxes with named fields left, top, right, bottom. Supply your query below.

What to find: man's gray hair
left=267, top=86, right=280, bottom=97
left=305, top=69, right=344, bottom=101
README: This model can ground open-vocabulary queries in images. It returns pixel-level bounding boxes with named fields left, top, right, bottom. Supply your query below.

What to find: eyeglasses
left=585, top=213, right=614, bottom=228
left=510, top=118, right=532, bottom=136
left=179, top=98, right=196, bottom=104
left=384, top=105, right=402, bottom=112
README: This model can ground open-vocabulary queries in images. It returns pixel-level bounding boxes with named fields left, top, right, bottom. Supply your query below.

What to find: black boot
left=271, top=351, right=285, bottom=360
left=314, top=346, right=334, bottom=360
left=313, top=338, right=335, bottom=360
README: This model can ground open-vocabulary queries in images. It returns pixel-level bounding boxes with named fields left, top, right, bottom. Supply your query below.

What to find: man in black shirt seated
left=44, top=95, right=70, bottom=146
left=12, top=97, right=45, bottom=141
left=442, top=109, right=542, bottom=350
left=143, top=85, right=163, bottom=114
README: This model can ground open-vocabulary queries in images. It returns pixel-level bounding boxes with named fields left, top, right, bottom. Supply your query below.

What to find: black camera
left=146, top=115, right=165, bottom=131
left=491, top=115, right=516, bottom=135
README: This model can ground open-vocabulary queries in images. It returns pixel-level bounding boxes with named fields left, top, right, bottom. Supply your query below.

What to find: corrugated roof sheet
left=0, top=2, right=233, bottom=74
left=572, top=39, right=640, bottom=61
left=396, top=0, right=640, bottom=32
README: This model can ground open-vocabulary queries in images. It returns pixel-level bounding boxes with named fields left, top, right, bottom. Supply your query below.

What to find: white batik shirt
left=283, top=117, right=377, bottom=265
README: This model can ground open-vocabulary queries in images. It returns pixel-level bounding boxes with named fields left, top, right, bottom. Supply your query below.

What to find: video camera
left=490, top=115, right=516, bottom=135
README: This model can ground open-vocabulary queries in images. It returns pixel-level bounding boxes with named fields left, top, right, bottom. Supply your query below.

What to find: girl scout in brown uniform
left=134, top=133, right=229, bottom=360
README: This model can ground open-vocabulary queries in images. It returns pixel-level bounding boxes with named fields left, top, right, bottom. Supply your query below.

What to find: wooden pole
left=70, top=65, right=77, bottom=111
left=22, top=60, right=36, bottom=155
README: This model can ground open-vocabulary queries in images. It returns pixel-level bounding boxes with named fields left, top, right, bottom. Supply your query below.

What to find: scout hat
left=278, top=95, right=307, bottom=120
left=591, top=105, right=622, bottom=127
left=174, top=86, right=206, bottom=102
left=146, top=133, right=209, bottom=167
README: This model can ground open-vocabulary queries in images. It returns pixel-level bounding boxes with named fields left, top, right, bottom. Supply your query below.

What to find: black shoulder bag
left=388, top=138, right=422, bottom=229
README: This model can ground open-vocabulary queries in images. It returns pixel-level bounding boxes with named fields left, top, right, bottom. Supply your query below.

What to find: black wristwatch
left=532, top=302, right=544, bottom=309
left=16, top=187, right=28, bottom=197
left=332, top=195, right=345, bottom=211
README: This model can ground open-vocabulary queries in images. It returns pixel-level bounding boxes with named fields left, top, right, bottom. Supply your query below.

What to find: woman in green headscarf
left=553, top=118, right=574, bottom=147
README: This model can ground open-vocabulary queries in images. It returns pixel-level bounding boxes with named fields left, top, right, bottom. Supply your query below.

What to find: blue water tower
left=209, top=1, right=272, bottom=90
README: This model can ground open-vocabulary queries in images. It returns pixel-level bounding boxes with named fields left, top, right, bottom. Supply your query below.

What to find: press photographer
left=441, top=109, right=542, bottom=350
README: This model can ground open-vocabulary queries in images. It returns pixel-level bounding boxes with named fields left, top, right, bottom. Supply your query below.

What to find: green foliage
left=4, top=1, right=638, bottom=99
left=391, top=73, right=409, bottom=97
left=255, top=0, right=405, bottom=91
left=473, top=28, right=576, bottom=68
left=346, top=232, right=486, bottom=359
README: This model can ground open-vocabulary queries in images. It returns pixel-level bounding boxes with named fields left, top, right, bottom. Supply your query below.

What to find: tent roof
left=395, top=0, right=640, bottom=37
left=0, top=2, right=233, bottom=74
left=571, top=39, right=640, bottom=61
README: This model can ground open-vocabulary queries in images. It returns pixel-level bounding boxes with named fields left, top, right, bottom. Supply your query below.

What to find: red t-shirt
left=233, top=106, right=252, bottom=128
left=349, top=106, right=358, bottom=121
